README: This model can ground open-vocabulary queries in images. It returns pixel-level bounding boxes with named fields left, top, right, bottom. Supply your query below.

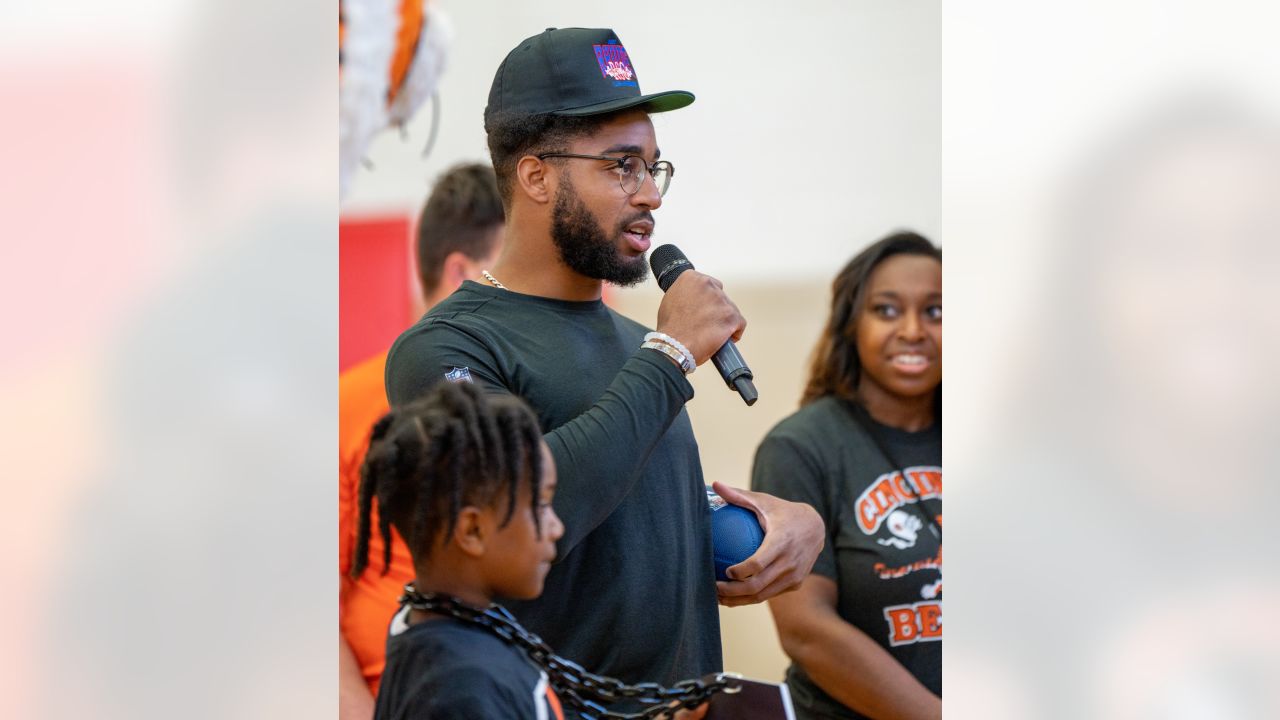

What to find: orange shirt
left=339, top=351, right=416, bottom=695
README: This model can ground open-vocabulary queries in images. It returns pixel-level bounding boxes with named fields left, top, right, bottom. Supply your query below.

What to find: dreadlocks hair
left=801, top=230, right=942, bottom=408
left=415, top=162, right=505, bottom=299
left=350, top=381, right=546, bottom=578
left=485, top=110, right=610, bottom=208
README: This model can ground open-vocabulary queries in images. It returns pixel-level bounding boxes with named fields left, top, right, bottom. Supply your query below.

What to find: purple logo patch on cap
left=592, top=42, right=637, bottom=87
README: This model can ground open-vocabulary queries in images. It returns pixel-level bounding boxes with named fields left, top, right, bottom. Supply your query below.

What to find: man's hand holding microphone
left=649, top=245, right=758, bottom=405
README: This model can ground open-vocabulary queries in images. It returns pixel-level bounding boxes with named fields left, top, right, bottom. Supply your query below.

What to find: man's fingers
left=716, top=573, right=766, bottom=600
left=727, top=300, right=746, bottom=341
left=710, top=490, right=822, bottom=605
left=744, top=569, right=806, bottom=603
left=722, top=533, right=784, bottom=581
left=717, top=533, right=811, bottom=603
left=717, top=551, right=788, bottom=597
left=717, top=567, right=805, bottom=606
left=710, top=481, right=763, bottom=518
left=716, top=560, right=788, bottom=598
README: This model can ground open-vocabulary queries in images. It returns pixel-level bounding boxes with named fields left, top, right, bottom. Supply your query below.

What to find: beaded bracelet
left=643, top=332, right=696, bottom=373
left=641, top=341, right=694, bottom=375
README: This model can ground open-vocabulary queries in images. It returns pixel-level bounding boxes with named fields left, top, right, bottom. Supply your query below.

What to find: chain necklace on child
left=400, top=585, right=740, bottom=718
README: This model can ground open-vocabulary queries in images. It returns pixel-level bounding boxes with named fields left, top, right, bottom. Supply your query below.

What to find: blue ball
left=708, top=491, right=766, bottom=582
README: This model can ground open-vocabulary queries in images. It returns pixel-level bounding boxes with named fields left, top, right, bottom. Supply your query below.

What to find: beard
left=550, top=177, right=650, bottom=287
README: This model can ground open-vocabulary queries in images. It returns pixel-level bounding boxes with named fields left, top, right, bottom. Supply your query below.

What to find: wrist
left=642, top=338, right=694, bottom=375
left=644, top=332, right=696, bottom=374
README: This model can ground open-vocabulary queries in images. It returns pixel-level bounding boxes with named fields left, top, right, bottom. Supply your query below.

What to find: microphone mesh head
left=649, top=244, right=694, bottom=291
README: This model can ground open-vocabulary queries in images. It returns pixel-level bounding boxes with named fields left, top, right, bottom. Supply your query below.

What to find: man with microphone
left=385, top=27, right=823, bottom=702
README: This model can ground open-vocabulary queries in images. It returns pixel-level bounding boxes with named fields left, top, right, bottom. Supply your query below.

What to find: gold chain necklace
left=481, top=270, right=506, bottom=290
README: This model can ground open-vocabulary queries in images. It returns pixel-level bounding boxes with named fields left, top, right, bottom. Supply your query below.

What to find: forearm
left=339, top=634, right=375, bottom=720
left=546, top=349, right=692, bottom=554
left=774, top=606, right=939, bottom=720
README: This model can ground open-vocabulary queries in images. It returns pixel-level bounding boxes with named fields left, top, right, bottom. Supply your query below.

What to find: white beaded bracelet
left=643, top=332, right=696, bottom=373
left=641, top=341, right=694, bottom=375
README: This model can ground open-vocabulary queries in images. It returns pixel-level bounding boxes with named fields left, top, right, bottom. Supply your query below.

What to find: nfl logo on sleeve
left=444, top=367, right=474, bottom=384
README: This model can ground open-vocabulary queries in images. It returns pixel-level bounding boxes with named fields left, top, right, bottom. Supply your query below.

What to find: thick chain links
left=400, top=586, right=741, bottom=719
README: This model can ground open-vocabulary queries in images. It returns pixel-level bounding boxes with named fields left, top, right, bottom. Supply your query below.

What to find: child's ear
left=452, top=506, right=490, bottom=557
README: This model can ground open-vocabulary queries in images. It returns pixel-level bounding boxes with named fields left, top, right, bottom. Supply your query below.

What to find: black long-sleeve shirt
left=385, top=281, right=721, bottom=694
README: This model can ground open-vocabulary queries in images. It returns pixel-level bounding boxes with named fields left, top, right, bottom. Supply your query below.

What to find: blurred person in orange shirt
left=339, top=162, right=505, bottom=719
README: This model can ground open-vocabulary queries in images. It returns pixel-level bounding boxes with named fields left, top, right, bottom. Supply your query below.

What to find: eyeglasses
left=536, top=153, right=675, bottom=197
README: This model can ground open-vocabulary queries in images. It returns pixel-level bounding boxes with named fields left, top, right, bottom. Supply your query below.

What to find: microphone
left=649, top=244, right=759, bottom=406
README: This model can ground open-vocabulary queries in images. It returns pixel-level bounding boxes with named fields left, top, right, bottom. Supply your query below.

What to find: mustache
left=616, top=212, right=655, bottom=232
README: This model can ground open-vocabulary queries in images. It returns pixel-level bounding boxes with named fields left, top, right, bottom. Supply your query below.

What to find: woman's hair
left=350, top=381, right=545, bottom=577
left=801, top=230, right=942, bottom=407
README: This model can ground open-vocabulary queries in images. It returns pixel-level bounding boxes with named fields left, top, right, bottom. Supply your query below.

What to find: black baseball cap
left=484, top=28, right=695, bottom=131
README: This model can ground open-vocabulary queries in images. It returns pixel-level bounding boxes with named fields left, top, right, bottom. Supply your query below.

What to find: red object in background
left=340, top=214, right=418, bottom=372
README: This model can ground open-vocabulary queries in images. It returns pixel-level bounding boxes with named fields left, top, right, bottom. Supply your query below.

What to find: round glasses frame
left=536, top=152, right=674, bottom=197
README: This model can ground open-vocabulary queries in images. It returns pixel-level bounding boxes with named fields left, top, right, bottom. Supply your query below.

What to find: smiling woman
left=751, top=232, right=944, bottom=720
left=853, top=252, right=944, bottom=431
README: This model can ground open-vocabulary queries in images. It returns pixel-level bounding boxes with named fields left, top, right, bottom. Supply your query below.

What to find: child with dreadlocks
left=352, top=381, right=566, bottom=719
left=353, top=381, right=717, bottom=719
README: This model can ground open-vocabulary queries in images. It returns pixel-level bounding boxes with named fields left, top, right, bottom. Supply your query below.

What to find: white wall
left=341, top=0, right=940, bottom=281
